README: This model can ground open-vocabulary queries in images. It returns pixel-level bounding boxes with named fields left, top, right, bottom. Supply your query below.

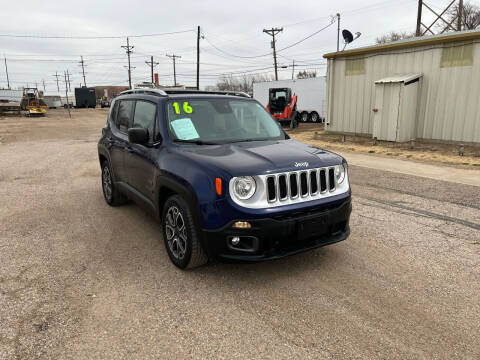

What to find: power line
left=277, top=20, right=336, bottom=52
left=0, top=29, right=195, bottom=39
left=204, top=19, right=336, bottom=60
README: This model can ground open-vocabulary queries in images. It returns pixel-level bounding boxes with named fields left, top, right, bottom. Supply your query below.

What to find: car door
left=124, top=99, right=159, bottom=202
left=109, top=99, right=134, bottom=183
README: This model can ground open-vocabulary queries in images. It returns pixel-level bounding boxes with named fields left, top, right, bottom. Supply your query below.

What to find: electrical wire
left=0, top=29, right=195, bottom=39
left=203, top=19, right=336, bottom=59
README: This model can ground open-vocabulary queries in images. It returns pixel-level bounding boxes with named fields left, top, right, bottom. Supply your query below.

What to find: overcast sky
left=0, top=0, right=455, bottom=93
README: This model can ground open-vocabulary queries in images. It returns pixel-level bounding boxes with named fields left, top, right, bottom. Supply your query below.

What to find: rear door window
left=115, top=100, right=135, bottom=133
left=132, top=100, right=157, bottom=142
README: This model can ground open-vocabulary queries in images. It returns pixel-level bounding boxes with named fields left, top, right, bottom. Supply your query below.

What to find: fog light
left=232, top=221, right=251, bottom=229
left=230, top=236, right=240, bottom=245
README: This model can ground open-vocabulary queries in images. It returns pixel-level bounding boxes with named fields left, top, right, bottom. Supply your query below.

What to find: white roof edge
left=375, top=73, right=423, bottom=84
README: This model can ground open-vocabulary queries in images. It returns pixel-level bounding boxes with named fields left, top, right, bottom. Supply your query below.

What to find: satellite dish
left=341, top=29, right=362, bottom=51
left=342, top=30, right=354, bottom=44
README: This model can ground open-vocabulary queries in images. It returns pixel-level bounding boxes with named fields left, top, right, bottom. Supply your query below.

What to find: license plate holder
left=298, top=214, right=329, bottom=241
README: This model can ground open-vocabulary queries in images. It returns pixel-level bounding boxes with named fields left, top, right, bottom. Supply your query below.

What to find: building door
left=372, top=83, right=400, bottom=142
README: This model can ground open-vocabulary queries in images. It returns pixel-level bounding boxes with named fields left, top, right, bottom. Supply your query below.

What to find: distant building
left=94, top=86, right=129, bottom=100
left=324, top=30, right=480, bottom=144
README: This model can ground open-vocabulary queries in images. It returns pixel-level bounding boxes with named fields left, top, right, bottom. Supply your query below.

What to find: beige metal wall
left=326, top=41, right=480, bottom=143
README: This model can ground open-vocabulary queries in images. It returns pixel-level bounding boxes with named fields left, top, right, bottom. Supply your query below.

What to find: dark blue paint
left=98, top=93, right=349, bottom=231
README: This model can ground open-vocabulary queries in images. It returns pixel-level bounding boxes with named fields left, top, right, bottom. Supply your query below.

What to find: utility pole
left=166, top=54, right=181, bottom=86
left=121, top=37, right=134, bottom=88
left=35, top=81, right=38, bottom=89
left=416, top=0, right=423, bottom=36
left=42, top=79, right=46, bottom=92
left=4, top=56, right=10, bottom=89
left=66, top=70, right=71, bottom=91
left=291, top=60, right=295, bottom=80
left=145, top=56, right=159, bottom=84
left=64, top=71, right=71, bottom=118
left=263, top=27, right=283, bottom=80
left=458, top=0, right=463, bottom=31
left=336, top=13, right=341, bottom=51
left=53, top=72, right=60, bottom=93
left=79, top=56, right=87, bottom=87
left=196, top=25, right=201, bottom=90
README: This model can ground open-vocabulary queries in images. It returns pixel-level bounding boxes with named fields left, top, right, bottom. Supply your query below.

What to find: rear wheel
left=162, top=195, right=208, bottom=269
left=300, top=111, right=309, bottom=123
left=101, top=161, right=127, bottom=206
left=310, top=111, right=320, bottom=122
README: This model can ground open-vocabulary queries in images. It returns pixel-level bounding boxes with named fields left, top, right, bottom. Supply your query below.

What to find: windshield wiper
left=173, top=139, right=219, bottom=145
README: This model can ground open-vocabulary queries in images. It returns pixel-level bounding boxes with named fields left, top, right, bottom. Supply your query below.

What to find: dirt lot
left=0, top=109, right=479, bottom=359
left=287, top=123, right=480, bottom=169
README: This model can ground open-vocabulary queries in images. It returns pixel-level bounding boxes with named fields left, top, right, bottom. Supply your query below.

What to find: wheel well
left=99, top=154, right=107, bottom=166
left=158, top=186, right=177, bottom=213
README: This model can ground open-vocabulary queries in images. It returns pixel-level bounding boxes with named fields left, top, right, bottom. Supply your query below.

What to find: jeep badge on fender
left=98, top=88, right=352, bottom=269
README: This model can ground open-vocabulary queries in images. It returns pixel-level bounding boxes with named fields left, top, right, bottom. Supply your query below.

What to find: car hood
left=175, top=139, right=344, bottom=176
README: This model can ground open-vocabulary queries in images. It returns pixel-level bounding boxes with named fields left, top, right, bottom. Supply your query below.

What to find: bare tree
left=438, top=1, right=480, bottom=31
left=213, top=73, right=275, bottom=94
left=376, top=31, right=415, bottom=44
left=296, top=70, right=317, bottom=79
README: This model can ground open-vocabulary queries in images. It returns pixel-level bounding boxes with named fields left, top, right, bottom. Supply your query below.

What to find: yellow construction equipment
left=20, top=88, right=47, bottom=116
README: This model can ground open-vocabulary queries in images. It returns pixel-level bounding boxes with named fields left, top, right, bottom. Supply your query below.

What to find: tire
left=162, top=195, right=208, bottom=269
left=290, top=118, right=298, bottom=129
left=300, top=111, right=309, bottom=123
left=310, top=111, right=320, bottom=122
left=101, top=161, right=128, bottom=206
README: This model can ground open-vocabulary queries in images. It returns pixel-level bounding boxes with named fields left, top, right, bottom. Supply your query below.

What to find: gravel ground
left=0, top=110, right=479, bottom=359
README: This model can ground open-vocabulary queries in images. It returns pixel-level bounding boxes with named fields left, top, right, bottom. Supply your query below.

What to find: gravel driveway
left=0, top=110, right=479, bottom=359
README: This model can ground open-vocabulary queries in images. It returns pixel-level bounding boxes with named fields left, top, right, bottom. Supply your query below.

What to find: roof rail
left=119, top=88, right=168, bottom=96
left=163, top=89, right=251, bottom=98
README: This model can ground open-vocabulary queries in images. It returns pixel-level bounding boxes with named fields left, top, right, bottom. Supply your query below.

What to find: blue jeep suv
left=98, top=88, right=351, bottom=269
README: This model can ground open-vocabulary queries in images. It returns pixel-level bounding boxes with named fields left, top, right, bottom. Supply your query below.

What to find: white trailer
left=43, top=95, right=62, bottom=109
left=60, top=94, right=76, bottom=108
left=253, top=77, right=327, bottom=123
left=0, top=89, right=23, bottom=103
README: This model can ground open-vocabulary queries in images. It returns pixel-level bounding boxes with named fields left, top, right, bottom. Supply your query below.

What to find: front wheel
left=290, top=118, right=298, bottom=129
left=310, top=111, right=320, bottom=122
left=162, top=195, right=208, bottom=269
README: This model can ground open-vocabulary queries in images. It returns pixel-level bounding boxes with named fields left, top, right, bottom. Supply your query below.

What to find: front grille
left=266, top=167, right=338, bottom=204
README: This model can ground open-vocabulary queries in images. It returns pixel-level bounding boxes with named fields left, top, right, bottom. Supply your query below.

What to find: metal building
left=324, top=30, right=480, bottom=144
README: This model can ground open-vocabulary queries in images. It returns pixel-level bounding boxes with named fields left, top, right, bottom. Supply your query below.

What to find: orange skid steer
left=266, top=87, right=298, bottom=128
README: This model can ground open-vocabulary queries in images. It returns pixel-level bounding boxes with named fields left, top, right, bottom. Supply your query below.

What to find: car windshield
left=166, top=98, right=286, bottom=144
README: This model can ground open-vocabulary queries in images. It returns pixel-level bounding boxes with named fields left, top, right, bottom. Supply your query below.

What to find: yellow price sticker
left=172, top=101, right=193, bottom=114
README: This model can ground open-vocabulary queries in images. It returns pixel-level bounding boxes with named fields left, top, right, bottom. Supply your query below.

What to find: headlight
left=233, top=176, right=256, bottom=200
left=334, top=163, right=347, bottom=184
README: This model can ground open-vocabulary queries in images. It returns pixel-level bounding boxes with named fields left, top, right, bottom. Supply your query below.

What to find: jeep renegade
left=98, top=89, right=351, bottom=269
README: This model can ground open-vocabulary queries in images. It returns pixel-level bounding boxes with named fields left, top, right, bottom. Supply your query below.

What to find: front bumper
left=202, top=198, right=351, bottom=262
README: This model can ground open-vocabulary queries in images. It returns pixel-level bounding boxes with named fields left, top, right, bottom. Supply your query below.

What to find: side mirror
left=128, top=127, right=149, bottom=144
